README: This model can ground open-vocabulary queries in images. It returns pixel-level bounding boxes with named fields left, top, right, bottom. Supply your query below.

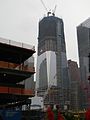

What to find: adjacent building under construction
left=0, top=37, right=35, bottom=109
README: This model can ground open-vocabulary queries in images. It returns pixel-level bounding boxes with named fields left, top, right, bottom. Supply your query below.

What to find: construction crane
left=52, top=5, right=57, bottom=16
left=40, top=0, right=57, bottom=16
left=40, top=0, right=48, bottom=12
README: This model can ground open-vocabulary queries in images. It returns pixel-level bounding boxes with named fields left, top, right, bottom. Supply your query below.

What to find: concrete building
left=36, top=14, right=69, bottom=109
left=77, top=18, right=90, bottom=109
left=68, top=60, right=81, bottom=110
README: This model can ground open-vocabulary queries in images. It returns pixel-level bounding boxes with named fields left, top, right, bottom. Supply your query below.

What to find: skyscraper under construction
left=36, top=13, right=69, bottom=109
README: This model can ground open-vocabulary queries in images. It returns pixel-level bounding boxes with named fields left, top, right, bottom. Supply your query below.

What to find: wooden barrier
left=0, top=86, right=34, bottom=96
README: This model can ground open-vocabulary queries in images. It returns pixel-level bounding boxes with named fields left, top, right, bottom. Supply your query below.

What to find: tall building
left=77, top=18, right=90, bottom=109
left=68, top=60, right=81, bottom=110
left=36, top=14, right=69, bottom=109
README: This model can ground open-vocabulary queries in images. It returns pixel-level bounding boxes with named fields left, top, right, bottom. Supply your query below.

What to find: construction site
left=0, top=0, right=90, bottom=119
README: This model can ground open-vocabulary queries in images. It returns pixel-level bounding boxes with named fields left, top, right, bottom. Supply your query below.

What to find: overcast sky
left=0, top=0, right=90, bottom=65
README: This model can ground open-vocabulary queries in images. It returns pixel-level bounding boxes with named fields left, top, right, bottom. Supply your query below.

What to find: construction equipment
left=40, top=0, right=57, bottom=16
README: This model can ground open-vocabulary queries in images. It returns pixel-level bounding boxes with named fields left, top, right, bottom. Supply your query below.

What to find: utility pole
left=88, top=53, right=90, bottom=81
left=89, top=53, right=90, bottom=73
left=88, top=53, right=90, bottom=108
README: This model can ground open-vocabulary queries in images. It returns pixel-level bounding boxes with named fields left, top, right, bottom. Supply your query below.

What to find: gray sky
left=0, top=0, right=90, bottom=65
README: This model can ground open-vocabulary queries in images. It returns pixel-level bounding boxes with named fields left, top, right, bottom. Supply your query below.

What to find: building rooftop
left=79, top=17, right=90, bottom=28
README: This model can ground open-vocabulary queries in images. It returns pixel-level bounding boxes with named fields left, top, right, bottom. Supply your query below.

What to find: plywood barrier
left=0, top=61, right=35, bottom=73
left=0, top=86, right=34, bottom=96
left=9, top=87, right=22, bottom=95
left=0, top=61, right=19, bottom=69
left=22, top=89, right=34, bottom=95
left=22, top=66, right=35, bottom=72
left=0, top=86, right=8, bottom=93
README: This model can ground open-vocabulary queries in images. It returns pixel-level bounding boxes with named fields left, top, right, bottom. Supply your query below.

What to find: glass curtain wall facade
left=77, top=18, right=90, bottom=109
left=36, top=15, right=69, bottom=109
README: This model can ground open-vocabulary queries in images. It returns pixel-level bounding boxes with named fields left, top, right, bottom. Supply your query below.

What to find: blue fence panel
left=0, top=110, right=22, bottom=120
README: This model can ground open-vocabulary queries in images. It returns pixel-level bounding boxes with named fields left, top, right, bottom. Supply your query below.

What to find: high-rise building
left=77, top=18, right=90, bottom=109
left=36, top=14, right=69, bottom=109
left=68, top=60, right=81, bottom=110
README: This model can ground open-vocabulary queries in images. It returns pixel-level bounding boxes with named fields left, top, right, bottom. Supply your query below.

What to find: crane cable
left=40, top=0, right=57, bottom=16
left=40, top=0, right=48, bottom=12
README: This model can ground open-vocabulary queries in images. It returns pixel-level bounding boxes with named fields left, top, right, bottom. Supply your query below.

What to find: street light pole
left=88, top=53, right=90, bottom=82
left=89, top=53, right=90, bottom=73
left=88, top=53, right=90, bottom=108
